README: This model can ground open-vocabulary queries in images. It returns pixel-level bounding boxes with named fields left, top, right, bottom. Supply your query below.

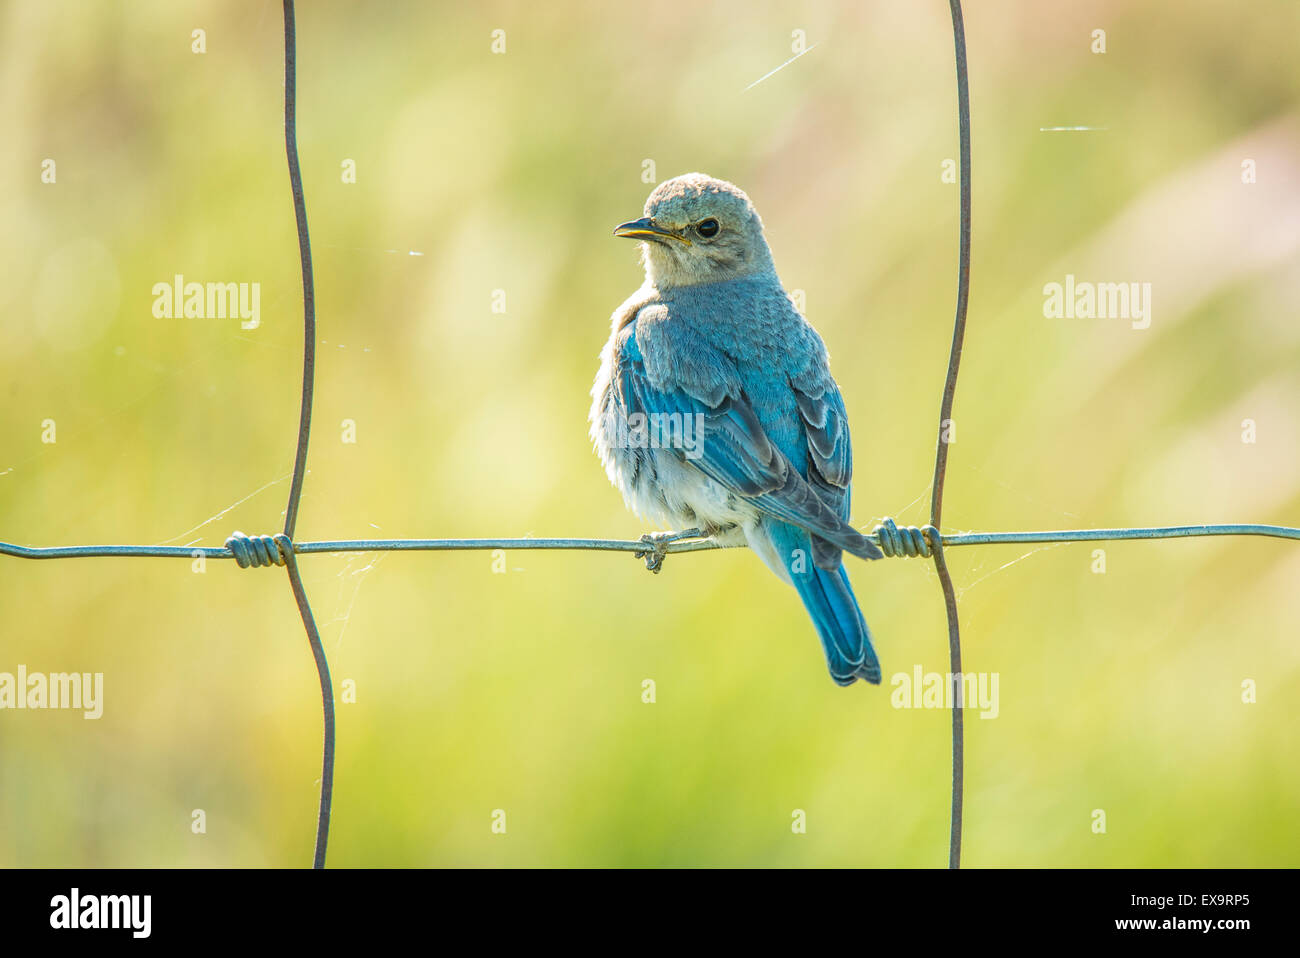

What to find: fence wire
left=3, top=0, right=1297, bottom=869
left=5, top=523, right=1298, bottom=564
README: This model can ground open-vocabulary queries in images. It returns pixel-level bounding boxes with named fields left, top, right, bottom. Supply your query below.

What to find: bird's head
left=614, top=173, right=774, bottom=288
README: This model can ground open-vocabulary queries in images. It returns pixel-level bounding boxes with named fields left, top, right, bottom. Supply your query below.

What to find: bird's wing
left=612, top=316, right=879, bottom=561
left=792, top=381, right=858, bottom=566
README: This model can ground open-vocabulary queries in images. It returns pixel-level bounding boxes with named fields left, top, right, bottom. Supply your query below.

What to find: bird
left=589, top=172, right=884, bottom=686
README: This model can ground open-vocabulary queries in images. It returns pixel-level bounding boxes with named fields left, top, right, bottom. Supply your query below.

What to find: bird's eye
left=696, top=218, right=720, bottom=238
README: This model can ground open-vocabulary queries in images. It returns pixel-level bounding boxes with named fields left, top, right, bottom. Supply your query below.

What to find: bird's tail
left=759, top=521, right=881, bottom=686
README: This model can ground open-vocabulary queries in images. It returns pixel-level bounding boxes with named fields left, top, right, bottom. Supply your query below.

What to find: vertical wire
left=282, top=0, right=316, bottom=542
left=281, top=0, right=334, bottom=869
left=932, top=0, right=972, bottom=869
left=281, top=542, right=335, bottom=869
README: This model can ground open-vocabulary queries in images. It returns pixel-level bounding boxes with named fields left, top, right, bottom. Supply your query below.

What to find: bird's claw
left=633, top=529, right=702, bottom=574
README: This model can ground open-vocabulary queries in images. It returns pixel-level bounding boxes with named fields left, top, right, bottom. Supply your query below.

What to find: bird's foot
left=633, top=528, right=703, bottom=574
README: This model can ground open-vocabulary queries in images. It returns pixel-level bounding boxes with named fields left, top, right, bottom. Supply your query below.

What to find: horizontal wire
left=3, top=523, right=1297, bottom=561
left=943, top=524, right=1300, bottom=546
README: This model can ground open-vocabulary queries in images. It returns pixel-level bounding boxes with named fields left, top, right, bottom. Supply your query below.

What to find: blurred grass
left=0, top=0, right=1297, bottom=866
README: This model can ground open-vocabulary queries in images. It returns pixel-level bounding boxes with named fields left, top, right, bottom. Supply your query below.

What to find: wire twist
left=873, top=518, right=940, bottom=558
left=225, top=531, right=293, bottom=569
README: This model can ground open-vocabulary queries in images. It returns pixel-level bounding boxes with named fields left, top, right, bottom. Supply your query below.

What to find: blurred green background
left=1, top=0, right=1297, bottom=866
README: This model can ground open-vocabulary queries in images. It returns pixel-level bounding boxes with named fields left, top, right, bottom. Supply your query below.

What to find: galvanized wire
left=934, top=0, right=972, bottom=870
left=279, top=0, right=333, bottom=871
left=5, top=524, right=1300, bottom=563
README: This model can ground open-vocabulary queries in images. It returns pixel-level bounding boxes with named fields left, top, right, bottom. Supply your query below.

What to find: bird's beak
left=612, top=217, right=692, bottom=246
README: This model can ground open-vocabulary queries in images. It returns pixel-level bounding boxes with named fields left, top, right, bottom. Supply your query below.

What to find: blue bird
left=589, top=173, right=883, bottom=686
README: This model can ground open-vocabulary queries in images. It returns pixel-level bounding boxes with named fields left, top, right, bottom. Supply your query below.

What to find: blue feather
left=614, top=327, right=882, bottom=563
left=763, top=521, right=881, bottom=686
